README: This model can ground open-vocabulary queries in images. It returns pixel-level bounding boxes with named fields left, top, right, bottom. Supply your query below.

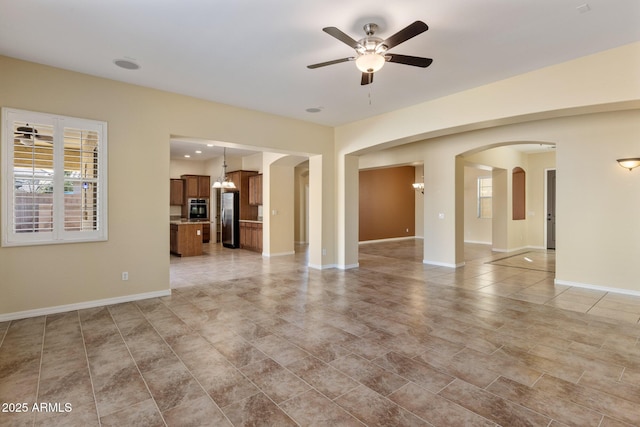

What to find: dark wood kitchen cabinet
left=170, top=179, right=184, bottom=205
left=181, top=175, right=211, bottom=199
left=226, top=170, right=258, bottom=220
left=248, top=174, right=263, bottom=206
left=181, top=175, right=211, bottom=218
left=202, top=223, right=210, bottom=243
left=239, top=221, right=262, bottom=252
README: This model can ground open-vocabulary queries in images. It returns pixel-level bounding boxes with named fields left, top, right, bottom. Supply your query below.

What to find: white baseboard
left=338, top=263, right=360, bottom=270
left=0, top=289, right=172, bottom=322
left=262, top=251, right=295, bottom=257
left=423, top=260, right=465, bottom=268
left=554, top=279, right=640, bottom=297
left=359, top=236, right=417, bottom=244
left=308, top=263, right=338, bottom=270
left=475, top=245, right=548, bottom=253
left=464, top=240, right=492, bottom=245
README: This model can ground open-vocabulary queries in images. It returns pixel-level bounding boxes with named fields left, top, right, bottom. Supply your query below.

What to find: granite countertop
left=239, top=219, right=263, bottom=223
left=170, top=219, right=211, bottom=225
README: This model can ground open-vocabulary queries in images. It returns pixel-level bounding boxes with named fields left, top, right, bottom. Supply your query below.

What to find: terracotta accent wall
left=359, top=166, right=416, bottom=241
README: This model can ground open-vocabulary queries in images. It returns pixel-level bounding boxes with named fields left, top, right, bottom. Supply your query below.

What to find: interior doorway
left=546, top=169, right=556, bottom=249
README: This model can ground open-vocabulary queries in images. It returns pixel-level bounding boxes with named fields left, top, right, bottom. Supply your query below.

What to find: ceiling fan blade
left=35, top=135, right=54, bottom=142
left=386, top=54, right=433, bottom=68
left=307, top=57, right=354, bottom=69
left=381, top=21, right=428, bottom=50
left=361, top=72, right=373, bottom=86
left=322, top=27, right=361, bottom=49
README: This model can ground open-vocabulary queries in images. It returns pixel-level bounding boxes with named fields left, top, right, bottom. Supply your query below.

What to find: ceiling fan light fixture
left=355, top=52, right=385, bottom=73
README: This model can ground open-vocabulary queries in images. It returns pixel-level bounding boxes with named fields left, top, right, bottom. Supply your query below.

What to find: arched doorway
left=458, top=142, right=556, bottom=265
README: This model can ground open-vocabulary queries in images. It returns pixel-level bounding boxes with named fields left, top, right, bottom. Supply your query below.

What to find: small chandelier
left=212, top=148, right=236, bottom=189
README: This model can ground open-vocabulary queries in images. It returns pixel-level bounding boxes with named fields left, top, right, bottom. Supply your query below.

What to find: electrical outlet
left=322, top=248, right=326, bottom=256
left=122, top=272, right=129, bottom=281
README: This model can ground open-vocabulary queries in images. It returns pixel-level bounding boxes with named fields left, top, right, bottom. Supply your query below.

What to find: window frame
left=1, top=108, right=108, bottom=247
left=477, top=175, right=493, bottom=219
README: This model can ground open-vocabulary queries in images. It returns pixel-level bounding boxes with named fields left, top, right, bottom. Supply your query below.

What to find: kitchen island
left=170, top=222, right=203, bottom=257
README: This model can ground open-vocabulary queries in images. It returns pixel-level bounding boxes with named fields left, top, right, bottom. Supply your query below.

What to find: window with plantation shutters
left=2, top=108, right=108, bottom=246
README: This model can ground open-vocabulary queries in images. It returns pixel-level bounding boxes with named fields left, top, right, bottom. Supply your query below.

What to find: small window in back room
left=477, top=176, right=492, bottom=219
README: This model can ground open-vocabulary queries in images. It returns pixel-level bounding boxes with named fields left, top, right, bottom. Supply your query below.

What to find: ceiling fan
left=14, top=124, right=53, bottom=146
left=307, top=20, right=433, bottom=85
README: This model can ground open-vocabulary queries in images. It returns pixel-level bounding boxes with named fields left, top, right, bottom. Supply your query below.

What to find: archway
left=262, top=153, right=309, bottom=258
left=457, top=142, right=556, bottom=264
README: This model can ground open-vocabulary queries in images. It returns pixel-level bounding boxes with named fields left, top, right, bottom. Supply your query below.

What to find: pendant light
left=212, top=148, right=236, bottom=189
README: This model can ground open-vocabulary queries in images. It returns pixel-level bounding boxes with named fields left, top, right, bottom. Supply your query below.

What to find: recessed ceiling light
left=184, top=154, right=190, bottom=158
left=206, top=144, right=214, bottom=147
left=113, top=59, right=141, bottom=70
left=576, top=3, right=591, bottom=13
left=306, top=107, right=323, bottom=113
left=195, top=150, right=202, bottom=154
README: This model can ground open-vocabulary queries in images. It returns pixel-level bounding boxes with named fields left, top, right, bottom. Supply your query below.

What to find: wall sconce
left=412, top=182, right=424, bottom=194
left=617, top=158, right=640, bottom=171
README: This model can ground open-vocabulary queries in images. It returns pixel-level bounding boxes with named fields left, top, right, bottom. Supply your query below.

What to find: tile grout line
left=106, top=305, right=169, bottom=427
left=169, top=280, right=382, bottom=426
left=182, top=296, right=321, bottom=426
left=586, top=292, right=611, bottom=315
left=0, top=321, right=8, bottom=348
left=77, top=310, right=103, bottom=427
left=31, top=318, right=47, bottom=427
left=132, top=300, right=236, bottom=427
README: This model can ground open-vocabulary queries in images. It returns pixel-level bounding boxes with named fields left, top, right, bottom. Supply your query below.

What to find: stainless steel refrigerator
left=221, top=192, right=239, bottom=248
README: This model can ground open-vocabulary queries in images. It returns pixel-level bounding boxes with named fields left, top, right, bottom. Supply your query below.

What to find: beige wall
left=294, top=165, right=309, bottom=244
left=0, top=55, right=334, bottom=318
left=267, top=163, right=295, bottom=256
left=242, top=153, right=263, bottom=173
left=556, top=110, right=640, bottom=291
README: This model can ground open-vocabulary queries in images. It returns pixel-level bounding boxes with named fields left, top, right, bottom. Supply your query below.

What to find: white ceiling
left=169, top=139, right=261, bottom=161
left=2, top=1, right=638, bottom=131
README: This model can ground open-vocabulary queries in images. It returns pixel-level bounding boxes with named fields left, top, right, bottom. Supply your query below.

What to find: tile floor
left=1, top=240, right=640, bottom=426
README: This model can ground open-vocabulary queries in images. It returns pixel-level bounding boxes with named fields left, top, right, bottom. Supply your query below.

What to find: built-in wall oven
left=187, top=198, right=209, bottom=221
